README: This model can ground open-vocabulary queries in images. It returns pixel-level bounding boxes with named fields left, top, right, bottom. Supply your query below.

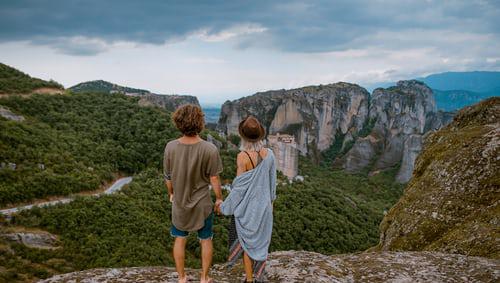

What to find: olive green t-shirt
left=163, top=139, right=223, bottom=231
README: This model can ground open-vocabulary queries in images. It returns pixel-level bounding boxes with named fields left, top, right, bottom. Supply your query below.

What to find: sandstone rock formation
left=217, top=83, right=370, bottom=154
left=218, top=80, right=453, bottom=182
left=39, top=251, right=499, bottom=282
left=376, top=97, right=499, bottom=258
left=339, top=80, right=454, bottom=182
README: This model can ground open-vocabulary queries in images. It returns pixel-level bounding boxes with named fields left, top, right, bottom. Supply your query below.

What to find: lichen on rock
left=376, top=97, right=500, bottom=258
left=39, top=251, right=499, bottom=282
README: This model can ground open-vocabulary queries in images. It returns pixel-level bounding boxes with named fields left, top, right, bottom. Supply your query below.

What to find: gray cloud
left=0, top=0, right=499, bottom=55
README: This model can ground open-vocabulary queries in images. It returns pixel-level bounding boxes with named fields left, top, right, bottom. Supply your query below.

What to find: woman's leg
left=243, top=251, right=253, bottom=282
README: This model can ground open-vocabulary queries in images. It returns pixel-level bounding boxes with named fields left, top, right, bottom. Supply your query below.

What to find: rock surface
left=340, top=80, right=453, bottom=182
left=0, top=106, right=25, bottom=121
left=376, top=97, right=500, bottom=258
left=39, top=251, right=499, bottom=282
left=217, top=82, right=370, bottom=154
left=3, top=230, right=59, bottom=249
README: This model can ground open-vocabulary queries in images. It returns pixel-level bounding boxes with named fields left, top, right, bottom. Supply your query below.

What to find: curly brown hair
left=172, top=104, right=205, bottom=136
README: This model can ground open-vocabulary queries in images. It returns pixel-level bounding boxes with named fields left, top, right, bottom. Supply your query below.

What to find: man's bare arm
left=165, top=180, right=174, bottom=202
left=210, top=175, right=223, bottom=214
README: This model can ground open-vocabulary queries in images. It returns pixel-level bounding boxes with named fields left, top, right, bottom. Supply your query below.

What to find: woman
left=219, top=116, right=277, bottom=283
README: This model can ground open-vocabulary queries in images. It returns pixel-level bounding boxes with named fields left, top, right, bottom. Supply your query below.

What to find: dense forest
left=0, top=63, right=63, bottom=94
left=0, top=92, right=178, bottom=206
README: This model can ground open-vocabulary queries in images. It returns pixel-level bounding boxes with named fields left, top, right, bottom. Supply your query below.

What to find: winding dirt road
left=0, top=177, right=133, bottom=217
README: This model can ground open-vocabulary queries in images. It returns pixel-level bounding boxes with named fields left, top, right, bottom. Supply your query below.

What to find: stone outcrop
left=339, top=80, right=453, bottom=182
left=376, top=97, right=499, bottom=258
left=39, top=251, right=499, bottom=282
left=217, top=83, right=370, bottom=154
left=2, top=230, right=59, bottom=249
left=136, top=93, right=199, bottom=112
left=0, top=106, right=24, bottom=121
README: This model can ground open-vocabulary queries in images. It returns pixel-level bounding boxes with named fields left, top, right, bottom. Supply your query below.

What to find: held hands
left=214, top=199, right=223, bottom=215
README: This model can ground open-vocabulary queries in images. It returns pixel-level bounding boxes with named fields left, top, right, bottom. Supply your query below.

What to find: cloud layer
left=0, top=0, right=499, bottom=104
left=1, top=0, right=499, bottom=55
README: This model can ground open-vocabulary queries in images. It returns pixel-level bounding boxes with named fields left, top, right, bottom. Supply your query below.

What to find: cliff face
left=376, top=97, right=499, bottom=258
left=338, top=80, right=454, bottom=182
left=218, top=83, right=370, bottom=153
left=137, top=94, right=200, bottom=111
left=218, top=80, right=453, bottom=182
left=40, top=251, right=499, bottom=282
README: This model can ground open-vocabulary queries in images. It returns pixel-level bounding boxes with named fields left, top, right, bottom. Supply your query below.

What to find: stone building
left=267, top=133, right=298, bottom=179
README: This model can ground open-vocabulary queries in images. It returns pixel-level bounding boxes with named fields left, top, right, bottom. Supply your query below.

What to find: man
left=164, top=104, right=223, bottom=283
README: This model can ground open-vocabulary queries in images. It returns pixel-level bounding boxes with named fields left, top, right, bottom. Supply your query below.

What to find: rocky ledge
left=39, top=251, right=499, bottom=282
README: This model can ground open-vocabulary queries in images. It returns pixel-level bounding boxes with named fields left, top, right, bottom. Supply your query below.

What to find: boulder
left=3, top=230, right=59, bottom=249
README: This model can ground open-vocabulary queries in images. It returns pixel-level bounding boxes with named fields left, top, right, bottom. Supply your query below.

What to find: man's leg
left=173, top=236, right=188, bottom=283
left=200, top=238, right=213, bottom=282
left=198, top=213, right=214, bottom=282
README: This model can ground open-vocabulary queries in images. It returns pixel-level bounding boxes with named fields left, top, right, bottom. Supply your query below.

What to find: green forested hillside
left=69, top=80, right=150, bottom=95
left=0, top=92, right=177, bottom=206
left=0, top=63, right=63, bottom=94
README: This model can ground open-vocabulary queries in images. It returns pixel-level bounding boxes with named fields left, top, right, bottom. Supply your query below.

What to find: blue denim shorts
left=170, top=212, right=214, bottom=240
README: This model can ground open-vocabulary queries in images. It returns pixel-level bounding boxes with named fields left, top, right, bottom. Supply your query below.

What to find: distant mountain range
left=419, top=71, right=500, bottom=93
left=69, top=80, right=199, bottom=111
left=366, top=71, right=500, bottom=112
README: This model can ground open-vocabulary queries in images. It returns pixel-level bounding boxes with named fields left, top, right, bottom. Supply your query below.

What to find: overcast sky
left=1, top=0, right=499, bottom=105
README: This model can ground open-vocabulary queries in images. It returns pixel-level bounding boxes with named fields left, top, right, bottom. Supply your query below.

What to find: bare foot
left=178, top=275, right=187, bottom=283
left=200, top=277, right=213, bottom=283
